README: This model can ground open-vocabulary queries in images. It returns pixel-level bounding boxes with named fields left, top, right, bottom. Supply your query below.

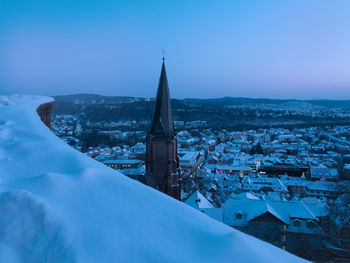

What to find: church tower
left=145, top=58, right=182, bottom=200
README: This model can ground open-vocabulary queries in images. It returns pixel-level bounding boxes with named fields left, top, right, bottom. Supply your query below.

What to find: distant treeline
left=53, top=94, right=350, bottom=129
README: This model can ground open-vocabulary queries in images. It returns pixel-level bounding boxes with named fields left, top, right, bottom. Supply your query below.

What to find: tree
left=256, top=142, right=263, bottom=154
left=249, top=142, right=264, bottom=155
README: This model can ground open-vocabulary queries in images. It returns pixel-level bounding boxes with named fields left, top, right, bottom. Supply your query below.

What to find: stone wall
left=36, top=101, right=54, bottom=129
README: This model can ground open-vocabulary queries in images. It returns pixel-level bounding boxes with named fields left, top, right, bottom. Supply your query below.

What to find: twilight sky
left=1, top=0, right=350, bottom=99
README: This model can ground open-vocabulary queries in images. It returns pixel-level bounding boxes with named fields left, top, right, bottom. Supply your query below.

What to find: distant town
left=52, top=94, right=350, bottom=262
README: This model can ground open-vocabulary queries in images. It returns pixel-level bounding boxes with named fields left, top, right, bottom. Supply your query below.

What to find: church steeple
left=145, top=57, right=181, bottom=200
left=150, top=59, right=174, bottom=137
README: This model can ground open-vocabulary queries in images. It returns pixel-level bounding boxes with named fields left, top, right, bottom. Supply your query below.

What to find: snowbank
left=0, top=95, right=308, bottom=263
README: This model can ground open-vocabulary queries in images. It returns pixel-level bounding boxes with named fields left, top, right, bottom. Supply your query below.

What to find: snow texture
left=0, top=95, right=308, bottom=263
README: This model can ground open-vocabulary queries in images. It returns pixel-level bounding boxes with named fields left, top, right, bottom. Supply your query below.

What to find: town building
left=309, top=165, right=340, bottom=181
left=178, top=150, right=204, bottom=178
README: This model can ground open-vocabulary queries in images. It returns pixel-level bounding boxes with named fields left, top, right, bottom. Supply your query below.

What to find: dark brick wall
left=146, top=134, right=181, bottom=200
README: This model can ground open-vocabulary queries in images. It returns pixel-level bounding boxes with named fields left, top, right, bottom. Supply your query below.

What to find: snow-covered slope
left=0, top=95, right=308, bottom=263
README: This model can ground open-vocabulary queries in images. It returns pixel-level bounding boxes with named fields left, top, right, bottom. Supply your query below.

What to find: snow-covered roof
left=223, top=197, right=318, bottom=228
left=103, top=159, right=143, bottom=165
left=310, top=166, right=339, bottom=180
left=217, top=165, right=253, bottom=171
left=229, top=192, right=259, bottom=200
left=0, top=96, right=307, bottom=263
left=185, top=190, right=214, bottom=209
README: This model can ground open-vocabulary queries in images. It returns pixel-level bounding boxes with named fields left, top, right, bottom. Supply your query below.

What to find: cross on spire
left=162, top=49, right=166, bottom=61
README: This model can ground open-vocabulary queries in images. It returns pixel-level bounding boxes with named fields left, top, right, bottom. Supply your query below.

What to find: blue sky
left=1, top=0, right=350, bottom=99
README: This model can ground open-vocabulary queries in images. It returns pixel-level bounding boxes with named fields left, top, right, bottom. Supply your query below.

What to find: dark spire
left=150, top=59, right=174, bottom=137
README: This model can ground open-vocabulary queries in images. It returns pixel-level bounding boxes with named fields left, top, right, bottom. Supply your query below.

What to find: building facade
left=178, top=150, right=204, bottom=178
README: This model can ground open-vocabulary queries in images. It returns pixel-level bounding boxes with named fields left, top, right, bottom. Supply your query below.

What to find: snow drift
left=0, top=95, right=308, bottom=263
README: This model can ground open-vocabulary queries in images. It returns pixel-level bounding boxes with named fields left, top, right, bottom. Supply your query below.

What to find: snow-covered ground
left=0, top=95, right=308, bottom=263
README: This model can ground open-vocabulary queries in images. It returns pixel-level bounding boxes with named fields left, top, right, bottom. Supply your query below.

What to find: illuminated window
left=281, top=235, right=286, bottom=242
left=282, top=246, right=286, bottom=250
